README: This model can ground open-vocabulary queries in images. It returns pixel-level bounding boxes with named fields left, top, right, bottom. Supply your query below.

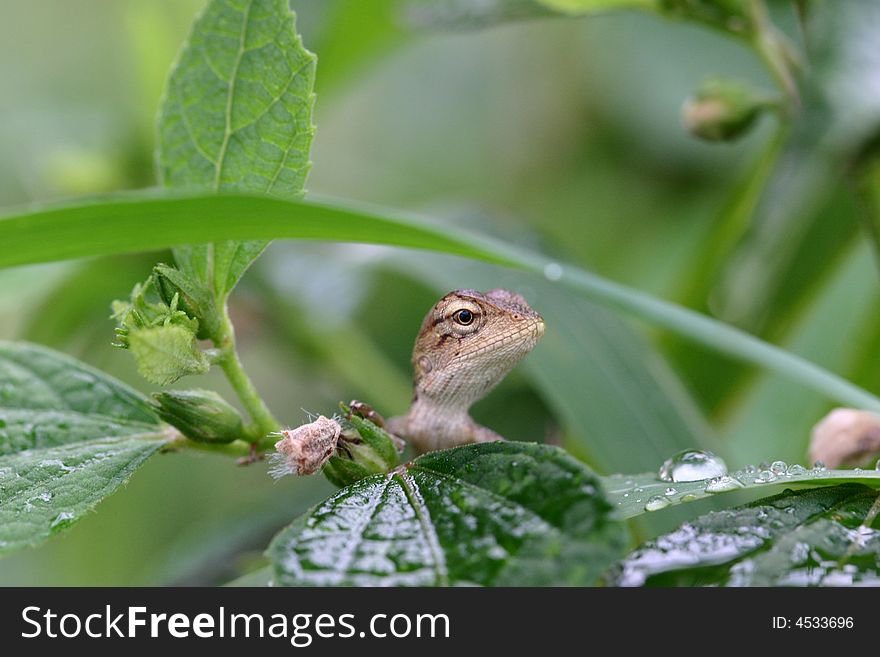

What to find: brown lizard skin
left=386, top=289, right=545, bottom=454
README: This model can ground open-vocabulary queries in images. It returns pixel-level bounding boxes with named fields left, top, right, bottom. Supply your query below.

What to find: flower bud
left=809, top=408, right=880, bottom=469
left=152, top=389, right=244, bottom=443
left=270, top=416, right=342, bottom=478
left=322, top=409, right=402, bottom=488
left=153, top=264, right=220, bottom=340
left=682, top=78, right=769, bottom=142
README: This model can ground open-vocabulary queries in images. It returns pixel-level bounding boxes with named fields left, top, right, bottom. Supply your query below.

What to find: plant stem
left=216, top=307, right=280, bottom=441
left=750, top=0, right=800, bottom=111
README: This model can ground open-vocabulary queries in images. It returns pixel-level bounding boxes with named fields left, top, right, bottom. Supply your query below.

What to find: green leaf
left=0, top=435, right=169, bottom=554
left=0, top=341, right=171, bottom=553
left=127, top=324, right=210, bottom=386
left=609, top=485, right=880, bottom=586
left=604, top=464, right=880, bottom=519
left=158, top=0, right=316, bottom=298
left=0, top=191, right=878, bottom=414
left=268, top=442, right=628, bottom=586
left=0, top=341, right=159, bottom=454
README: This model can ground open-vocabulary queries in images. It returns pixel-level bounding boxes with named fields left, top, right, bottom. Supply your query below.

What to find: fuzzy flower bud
left=269, top=416, right=342, bottom=478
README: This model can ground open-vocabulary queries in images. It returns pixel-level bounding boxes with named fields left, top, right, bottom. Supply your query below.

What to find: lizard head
left=411, top=289, right=545, bottom=407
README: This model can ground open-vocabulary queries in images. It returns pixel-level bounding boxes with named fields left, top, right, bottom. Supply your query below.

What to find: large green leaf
left=605, top=463, right=880, bottom=519
left=0, top=341, right=171, bottom=553
left=0, top=341, right=159, bottom=454
left=0, top=435, right=169, bottom=554
left=1, top=191, right=877, bottom=415
left=609, top=485, right=880, bottom=586
left=158, top=0, right=316, bottom=297
left=268, top=442, right=628, bottom=586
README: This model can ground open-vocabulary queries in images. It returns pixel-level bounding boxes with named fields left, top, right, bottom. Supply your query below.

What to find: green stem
left=216, top=308, right=280, bottom=441
left=167, top=435, right=254, bottom=459
left=750, top=0, right=800, bottom=111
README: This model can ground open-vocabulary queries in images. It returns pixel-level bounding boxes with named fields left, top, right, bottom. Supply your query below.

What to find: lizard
left=383, top=288, right=545, bottom=454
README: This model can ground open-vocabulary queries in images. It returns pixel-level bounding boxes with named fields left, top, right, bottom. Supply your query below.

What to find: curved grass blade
left=0, top=190, right=878, bottom=413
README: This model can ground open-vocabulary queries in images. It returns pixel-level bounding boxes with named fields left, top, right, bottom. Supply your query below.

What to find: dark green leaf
left=610, top=485, right=880, bottom=586
left=158, top=0, right=316, bottom=297
left=269, top=442, right=627, bottom=586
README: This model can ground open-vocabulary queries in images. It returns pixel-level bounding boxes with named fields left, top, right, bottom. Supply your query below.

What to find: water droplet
left=755, top=470, right=777, bottom=483
left=658, top=449, right=727, bottom=482
left=770, top=460, right=787, bottom=475
left=664, top=487, right=677, bottom=496
left=50, top=511, right=75, bottom=529
left=644, top=495, right=671, bottom=512
left=786, top=464, right=806, bottom=476
left=39, top=459, right=76, bottom=473
left=705, top=475, right=743, bottom=493
left=875, top=458, right=880, bottom=471
left=543, top=262, right=563, bottom=281
left=812, top=460, right=826, bottom=471
left=742, top=464, right=758, bottom=474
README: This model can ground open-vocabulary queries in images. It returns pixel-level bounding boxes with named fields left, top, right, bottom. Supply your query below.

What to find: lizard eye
left=452, top=309, right=475, bottom=326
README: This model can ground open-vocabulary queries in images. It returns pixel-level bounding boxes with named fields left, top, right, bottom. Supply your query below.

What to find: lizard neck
left=399, top=397, right=475, bottom=453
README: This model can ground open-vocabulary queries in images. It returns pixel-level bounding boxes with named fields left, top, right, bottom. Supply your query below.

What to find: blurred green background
left=1, top=0, right=878, bottom=584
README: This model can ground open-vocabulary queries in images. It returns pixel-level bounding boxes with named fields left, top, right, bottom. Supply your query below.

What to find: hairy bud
left=269, top=416, right=342, bottom=478
left=152, top=389, right=244, bottom=443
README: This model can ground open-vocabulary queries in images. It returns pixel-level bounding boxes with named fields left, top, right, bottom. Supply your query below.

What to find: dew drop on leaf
left=770, top=460, right=787, bottom=475
left=50, top=511, right=75, bottom=529
left=705, top=475, right=743, bottom=493
left=658, top=449, right=727, bottom=482
left=644, top=495, right=670, bottom=512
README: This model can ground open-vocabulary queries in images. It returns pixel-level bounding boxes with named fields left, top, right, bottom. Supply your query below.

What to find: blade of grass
left=0, top=189, right=878, bottom=413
